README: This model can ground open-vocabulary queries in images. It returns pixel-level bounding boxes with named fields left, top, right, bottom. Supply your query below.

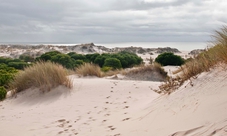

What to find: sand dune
left=1, top=65, right=227, bottom=136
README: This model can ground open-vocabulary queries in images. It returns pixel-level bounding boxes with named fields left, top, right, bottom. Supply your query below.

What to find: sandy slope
left=1, top=66, right=227, bottom=136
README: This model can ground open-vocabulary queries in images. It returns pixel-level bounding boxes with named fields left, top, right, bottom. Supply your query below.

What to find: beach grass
left=75, top=63, right=102, bottom=77
left=124, top=63, right=167, bottom=81
left=161, top=26, right=227, bottom=93
left=10, top=61, right=72, bottom=93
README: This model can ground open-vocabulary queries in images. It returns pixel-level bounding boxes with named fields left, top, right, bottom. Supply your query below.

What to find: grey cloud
left=0, top=0, right=226, bottom=43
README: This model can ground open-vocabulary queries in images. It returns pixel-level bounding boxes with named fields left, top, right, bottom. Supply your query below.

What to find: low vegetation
left=0, top=64, right=18, bottom=88
left=36, top=51, right=143, bottom=70
left=0, top=86, right=7, bottom=101
left=124, top=63, right=168, bottom=81
left=159, top=25, right=227, bottom=94
left=0, top=57, right=30, bottom=70
left=155, top=52, right=185, bottom=66
left=75, top=63, right=102, bottom=77
left=10, top=61, right=72, bottom=93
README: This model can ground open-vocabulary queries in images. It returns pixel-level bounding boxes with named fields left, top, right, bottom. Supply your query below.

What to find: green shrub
left=155, top=52, right=185, bottom=66
left=8, top=61, right=29, bottom=70
left=19, top=55, right=35, bottom=62
left=0, top=86, right=7, bottom=101
left=0, top=64, right=18, bottom=87
left=103, top=58, right=122, bottom=69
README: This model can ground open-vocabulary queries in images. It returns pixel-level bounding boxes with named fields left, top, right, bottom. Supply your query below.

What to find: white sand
left=1, top=65, right=227, bottom=136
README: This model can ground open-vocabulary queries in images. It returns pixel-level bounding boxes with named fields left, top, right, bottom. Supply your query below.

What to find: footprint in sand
left=55, top=119, right=77, bottom=135
left=106, top=96, right=110, bottom=99
left=122, top=118, right=130, bottom=121
left=114, top=134, right=121, bottom=136
left=102, top=120, right=107, bottom=123
left=123, top=106, right=129, bottom=109
left=108, top=126, right=116, bottom=131
left=87, top=111, right=91, bottom=114
left=104, top=113, right=110, bottom=116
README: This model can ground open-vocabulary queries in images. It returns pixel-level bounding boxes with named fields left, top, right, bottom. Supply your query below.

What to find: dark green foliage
left=93, top=51, right=142, bottom=68
left=51, top=54, right=75, bottom=69
left=94, top=55, right=108, bottom=67
left=0, top=86, right=7, bottom=101
left=155, top=52, right=185, bottom=66
left=0, top=64, right=18, bottom=87
left=8, top=62, right=29, bottom=69
left=68, top=52, right=87, bottom=61
left=36, top=51, right=77, bottom=69
left=19, top=55, right=35, bottom=62
left=0, top=57, right=29, bottom=70
left=37, top=51, right=61, bottom=61
left=74, top=60, right=84, bottom=67
left=85, top=53, right=100, bottom=63
left=34, top=51, right=142, bottom=70
left=118, top=51, right=143, bottom=68
left=70, top=54, right=86, bottom=61
left=103, top=58, right=122, bottom=69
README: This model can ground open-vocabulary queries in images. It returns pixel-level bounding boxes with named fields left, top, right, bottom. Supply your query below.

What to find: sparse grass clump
left=159, top=25, right=227, bottom=94
left=75, top=63, right=102, bottom=77
left=180, top=26, right=227, bottom=81
left=10, top=61, right=72, bottom=93
left=124, top=63, right=167, bottom=81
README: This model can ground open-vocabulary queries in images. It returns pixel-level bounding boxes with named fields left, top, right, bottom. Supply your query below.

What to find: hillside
left=0, top=43, right=181, bottom=59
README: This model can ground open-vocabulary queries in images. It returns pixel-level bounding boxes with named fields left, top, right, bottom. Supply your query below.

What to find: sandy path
left=0, top=78, right=160, bottom=136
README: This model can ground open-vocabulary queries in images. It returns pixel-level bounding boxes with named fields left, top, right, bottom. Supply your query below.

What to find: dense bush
left=0, top=86, right=7, bottom=101
left=103, top=58, right=122, bottom=69
left=0, top=57, right=29, bottom=70
left=155, top=52, right=185, bottom=66
left=93, top=51, right=143, bottom=68
left=0, top=64, right=18, bottom=87
left=35, top=51, right=143, bottom=70
left=19, top=55, right=35, bottom=62
left=36, top=51, right=78, bottom=69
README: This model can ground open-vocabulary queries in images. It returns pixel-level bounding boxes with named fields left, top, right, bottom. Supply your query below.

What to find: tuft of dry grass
left=124, top=63, right=168, bottom=81
left=159, top=25, right=227, bottom=94
left=10, top=61, right=72, bottom=93
left=180, top=26, right=227, bottom=80
left=75, top=63, right=102, bottom=77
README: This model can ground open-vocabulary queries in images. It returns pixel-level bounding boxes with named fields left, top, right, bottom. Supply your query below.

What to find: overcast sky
left=0, top=0, right=226, bottom=43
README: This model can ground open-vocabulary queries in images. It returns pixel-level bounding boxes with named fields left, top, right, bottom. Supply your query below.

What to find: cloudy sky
left=0, top=0, right=226, bottom=43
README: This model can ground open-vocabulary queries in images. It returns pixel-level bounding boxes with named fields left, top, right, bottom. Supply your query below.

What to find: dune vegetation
left=160, top=25, right=227, bottom=93
left=10, top=61, right=72, bottom=93
left=124, top=63, right=167, bottom=81
left=75, top=63, right=103, bottom=77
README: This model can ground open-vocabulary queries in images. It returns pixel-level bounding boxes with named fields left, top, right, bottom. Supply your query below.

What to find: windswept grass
left=75, top=63, right=102, bottom=77
left=180, top=26, right=227, bottom=81
left=10, top=61, right=72, bottom=93
left=160, top=25, right=227, bottom=93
